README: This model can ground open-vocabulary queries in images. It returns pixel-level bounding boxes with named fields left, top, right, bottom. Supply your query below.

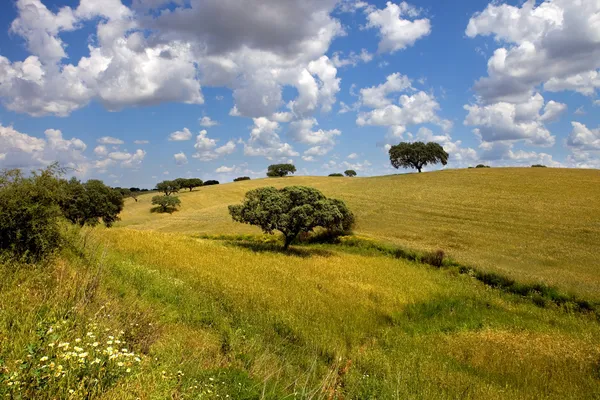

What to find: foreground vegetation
left=2, top=227, right=600, bottom=398
left=118, top=168, right=600, bottom=301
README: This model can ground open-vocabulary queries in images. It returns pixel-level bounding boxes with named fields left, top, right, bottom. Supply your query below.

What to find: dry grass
left=118, top=168, right=600, bottom=300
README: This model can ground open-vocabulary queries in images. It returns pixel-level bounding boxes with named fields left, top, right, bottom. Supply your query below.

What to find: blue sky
left=0, top=0, right=599, bottom=188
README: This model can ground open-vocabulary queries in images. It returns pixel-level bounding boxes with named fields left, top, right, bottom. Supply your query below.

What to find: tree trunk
left=283, top=234, right=295, bottom=250
left=417, top=166, right=422, bottom=173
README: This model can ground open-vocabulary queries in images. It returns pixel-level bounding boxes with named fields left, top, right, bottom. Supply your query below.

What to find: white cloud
left=359, top=72, right=413, bottom=109
left=271, top=112, right=294, bottom=123
left=302, top=155, right=316, bottom=162
left=168, top=128, right=193, bottom=141
left=365, top=1, right=431, bottom=54
left=133, top=140, right=149, bottom=144
left=288, top=118, right=341, bottom=147
left=215, top=165, right=235, bottom=173
left=244, top=117, right=299, bottom=158
left=567, top=122, right=600, bottom=151
left=192, top=130, right=237, bottom=161
left=199, top=116, right=219, bottom=127
left=98, top=136, right=124, bottom=145
left=347, top=153, right=359, bottom=159
left=0, top=124, right=88, bottom=174
left=174, top=152, right=188, bottom=165
left=94, top=145, right=108, bottom=157
left=357, top=91, right=444, bottom=129
left=331, top=49, right=373, bottom=68
left=466, top=0, right=600, bottom=103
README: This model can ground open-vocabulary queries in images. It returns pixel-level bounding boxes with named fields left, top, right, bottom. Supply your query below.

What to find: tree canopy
left=234, top=177, right=251, bottom=182
left=156, top=180, right=180, bottom=196
left=267, top=164, right=296, bottom=178
left=151, top=195, right=181, bottom=213
left=329, top=173, right=344, bottom=177
left=60, top=178, right=124, bottom=227
left=344, top=170, right=357, bottom=177
left=388, top=142, right=448, bottom=173
left=228, top=186, right=354, bottom=249
left=203, top=180, right=220, bottom=186
left=175, top=178, right=203, bottom=191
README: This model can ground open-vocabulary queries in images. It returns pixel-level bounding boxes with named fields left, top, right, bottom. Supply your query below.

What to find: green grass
left=3, top=168, right=600, bottom=398
left=118, top=168, right=600, bottom=300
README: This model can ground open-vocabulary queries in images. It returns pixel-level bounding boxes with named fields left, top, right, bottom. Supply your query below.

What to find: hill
left=118, top=168, right=600, bottom=300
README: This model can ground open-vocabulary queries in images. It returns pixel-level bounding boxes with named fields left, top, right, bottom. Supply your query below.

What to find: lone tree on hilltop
left=267, top=164, right=296, bottom=177
left=152, top=195, right=181, bottom=213
left=203, top=180, right=220, bottom=186
left=229, top=186, right=354, bottom=250
left=388, top=142, right=448, bottom=173
left=344, top=170, right=357, bottom=177
left=156, top=180, right=180, bottom=196
left=234, top=176, right=251, bottom=182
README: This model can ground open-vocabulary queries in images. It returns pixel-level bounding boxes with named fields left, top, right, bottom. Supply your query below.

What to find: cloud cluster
left=192, top=129, right=237, bottom=161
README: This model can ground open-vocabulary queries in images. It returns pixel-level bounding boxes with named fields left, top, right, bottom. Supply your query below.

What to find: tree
left=156, top=180, right=180, bottom=196
left=177, top=178, right=203, bottom=191
left=151, top=195, right=181, bottom=213
left=116, top=187, right=138, bottom=202
left=531, top=164, right=547, bottom=168
left=329, top=173, right=344, bottom=177
left=344, top=170, right=357, bottom=177
left=60, top=178, right=124, bottom=227
left=203, top=180, right=220, bottom=186
left=476, top=164, right=490, bottom=168
left=267, top=164, right=296, bottom=178
left=0, top=165, right=65, bottom=261
left=234, top=177, right=251, bottom=182
left=229, top=186, right=354, bottom=250
left=388, top=142, right=448, bottom=173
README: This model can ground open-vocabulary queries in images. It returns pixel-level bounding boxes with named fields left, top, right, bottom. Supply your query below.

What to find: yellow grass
left=118, top=168, right=600, bottom=299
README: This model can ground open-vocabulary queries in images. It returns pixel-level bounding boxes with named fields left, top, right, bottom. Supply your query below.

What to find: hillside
left=118, top=168, right=600, bottom=300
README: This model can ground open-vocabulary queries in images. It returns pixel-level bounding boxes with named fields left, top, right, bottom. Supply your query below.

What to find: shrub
left=0, top=165, right=64, bottom=262
left=203, top=180, right=220, bottom=186
left=422, top=250, right=445, bottom=268
left=475, top=164, right=491, bottom=168
left=151, top=195, right=181, bottom=213
left=328, top=173, right=344, bottom=177
left=233, top=177, right=251, bottom=182
left=531, top=164, right=547, bottom=168
left=267, top=164, right=296, bottom=177
left=229, top=186, right=354, bottom=249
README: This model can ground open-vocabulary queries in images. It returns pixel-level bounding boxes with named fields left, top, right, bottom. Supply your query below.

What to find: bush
left=422, top=250, right=445, bottom=268
left=328, top=173, right=344, bottom=177
left=151, top=195, right=181, bottom=213
left=531, top=164, right=547, bottom=168
left=229, top=186, right=354, bottom=249
left=60, top=178, right=124, bottom=227
left=203, top=180, right=220, bottom=186
left=233, top=177, right=251, bottom=182
left=475, top=164, right=491, bottom=168
left=267, top=164, right=296, bottom=177
left=0, top=165, right=64, bottom=262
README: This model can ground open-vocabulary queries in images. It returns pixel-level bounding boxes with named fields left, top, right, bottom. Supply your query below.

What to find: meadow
left=2, top=167, right=600, bottom=399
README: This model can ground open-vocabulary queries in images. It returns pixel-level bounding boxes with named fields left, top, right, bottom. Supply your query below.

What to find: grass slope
left=3, top=229, right=599, bottom=398
left=118, top=168, right=600, bottom=300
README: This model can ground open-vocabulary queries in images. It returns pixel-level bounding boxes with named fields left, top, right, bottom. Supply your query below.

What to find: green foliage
left=344, top=170, right=357, bottom=177
left=389, top=141, right=449, bottom=173
left=174, top=178, right=203, bottom=191
left=228, top=186, right=354, bottom=249
left=328, top=173, right=344, bottom=177
left=476, top=164, right=491, bottom=168
left=266, top=164, right=296, bottom=178
left=531, top=164, right=547, bottom=168
left=203, top=180, right=220, bottom=186
left=60, top=178, right=124, bottom=227
left=156, top=180, right=180, bottom=196
left=151, top=195, right=181, bottom=213
left=0, top=165, right=65, bottom=262
left=233, top=177, right=251, bottom=182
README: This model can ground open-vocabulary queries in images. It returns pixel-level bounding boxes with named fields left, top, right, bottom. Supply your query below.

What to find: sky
left=0, top=0, right=599, bottom=188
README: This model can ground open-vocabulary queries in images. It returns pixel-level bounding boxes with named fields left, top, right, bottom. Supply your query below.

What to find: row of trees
left=1, top=165, right=125, bottom=261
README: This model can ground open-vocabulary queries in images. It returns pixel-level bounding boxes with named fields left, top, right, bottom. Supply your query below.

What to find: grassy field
left=3, top=167, right=600, bottom=398
left=118, top=168, right=600, bottom=300
left=2, top=228, right=600, bottom=398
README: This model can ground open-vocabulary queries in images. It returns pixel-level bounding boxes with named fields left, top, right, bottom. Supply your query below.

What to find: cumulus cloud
left=168, top=128, right=193, bottom=141
left=97, top=136, right=124, bottom=145
left=466, top=0, right=600, bottom=103
left=365, top=1, right=431, bottom=54
left=464, top=93, right=563, bottom=147
left=133, top=140, right=149, bottom=144
left=244, top=117, right=299, bottom=158
left=174, top=152, right=188, bottom=165
left=94, top=145, right=108, bottom=156
left=192, top=129, right=237, bottom=161
left=0, top=124, right=88, bottom=173
left=288, top=118, right=341, bottom=146
left=199, top=116, right=219, bottom=127
left=359, top=72, right=413, bottom=108
left=215, top=165, right=235, bottom=173
left=567, top=122, right=600, bottom=151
